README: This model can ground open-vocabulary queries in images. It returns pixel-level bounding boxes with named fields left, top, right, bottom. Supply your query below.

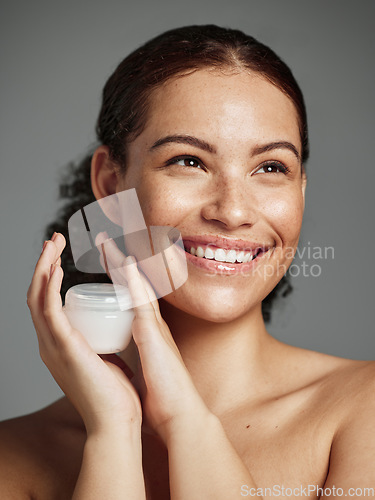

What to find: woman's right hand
left=26, top=233, right=142, bottom=436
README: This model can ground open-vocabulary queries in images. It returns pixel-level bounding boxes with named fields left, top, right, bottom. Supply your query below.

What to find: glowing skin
left=15, top=68, right=375, bottom=500
left=116, top=69, right=306, bottom=324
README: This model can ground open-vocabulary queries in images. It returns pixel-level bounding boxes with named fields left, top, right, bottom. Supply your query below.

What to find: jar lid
left=65, top=283, right=133, bottom=311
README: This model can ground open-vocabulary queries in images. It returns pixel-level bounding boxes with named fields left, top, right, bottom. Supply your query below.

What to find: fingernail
left=42, top=240, right=48, bottom=252
left=51, top=232, right=57, bottom=241
left=96, top=231, right=109, bottom=247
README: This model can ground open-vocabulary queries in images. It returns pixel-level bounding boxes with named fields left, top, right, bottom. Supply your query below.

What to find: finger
left=95, top=232, right=111, bottom=277
left=104, top=239, right=162, bottom=321
left=97, top=235, right=127, bottom=276
left=27, top=241, right=58, bottom=341
left=27, top=248, right=62, bottom=351
left=124, top=257, right=160, bottom=321
left=43, top=263, right=81, bottom=347
left=98, top=250, right=129, bottom=288
left=27, top=241, right=65, bottom=349
left=51, top=232, right=66, bottom=259
left=95, top=231, right=109, bottom=248
left=129, top=263, right=163, bottom=323
left=27, top=234, right=66, bottom=308
left=96, top=236, right=162, bottom=322
left=97, top=238, right=159, bottom=323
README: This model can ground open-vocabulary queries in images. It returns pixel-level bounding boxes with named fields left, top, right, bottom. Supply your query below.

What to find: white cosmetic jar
left=63, top=283, right=134, bottom=354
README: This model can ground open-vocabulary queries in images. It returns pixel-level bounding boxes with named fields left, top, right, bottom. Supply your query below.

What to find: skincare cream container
left=63, top=283, right=134, bottom=354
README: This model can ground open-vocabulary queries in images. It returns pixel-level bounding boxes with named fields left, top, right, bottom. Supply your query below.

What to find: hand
left=26, top=233, right=142, bottom=436
left=96, top=234, right=211, bottom=444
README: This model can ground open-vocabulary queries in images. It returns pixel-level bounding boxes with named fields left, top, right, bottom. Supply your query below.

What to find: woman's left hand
left=96, top=234, right=211, bottom=444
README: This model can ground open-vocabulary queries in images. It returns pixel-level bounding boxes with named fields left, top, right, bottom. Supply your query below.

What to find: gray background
left=1, top=0, right=374, bottom=422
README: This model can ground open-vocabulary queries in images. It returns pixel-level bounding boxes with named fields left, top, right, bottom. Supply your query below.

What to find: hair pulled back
left=47, top=24, right=309, bottom=322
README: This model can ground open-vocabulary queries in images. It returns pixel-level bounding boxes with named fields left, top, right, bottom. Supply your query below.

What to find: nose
left=200, top=174, right=257, bottom=230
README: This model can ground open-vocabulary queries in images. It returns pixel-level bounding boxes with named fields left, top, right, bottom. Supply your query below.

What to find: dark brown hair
left=47, top=24, right=309, bottom=322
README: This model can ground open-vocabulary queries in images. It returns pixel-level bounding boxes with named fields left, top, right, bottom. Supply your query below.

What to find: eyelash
left=164, top=155, right=291, bottom=175
left=255, top=161, right=291, bottom=175
left=165, top=156, right=204, bottom=169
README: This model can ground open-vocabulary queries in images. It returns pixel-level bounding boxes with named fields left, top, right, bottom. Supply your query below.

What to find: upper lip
left=182, top=235, right=272, bottom=252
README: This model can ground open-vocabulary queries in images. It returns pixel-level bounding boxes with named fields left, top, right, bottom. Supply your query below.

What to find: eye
left=165, top=155, right=204, bottom=170
left=254, top=161, right=290, bottom=175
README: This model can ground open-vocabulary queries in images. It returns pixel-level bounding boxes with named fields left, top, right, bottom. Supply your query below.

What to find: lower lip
left=184, top=249, right=269, bottom=275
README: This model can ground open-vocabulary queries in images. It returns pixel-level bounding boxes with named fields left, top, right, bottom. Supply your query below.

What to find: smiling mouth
left=183, top=243, right=268, bottom=264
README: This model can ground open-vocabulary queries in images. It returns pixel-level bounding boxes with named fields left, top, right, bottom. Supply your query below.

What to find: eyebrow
left=150, top=135, right=300, bottom=162
left=251, top=141, right=301, bottom=163
left=149, top=135, right=216, bottom=154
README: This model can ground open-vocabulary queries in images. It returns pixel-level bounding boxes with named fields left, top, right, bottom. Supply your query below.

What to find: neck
left=158, top=300, right=285, bottom=416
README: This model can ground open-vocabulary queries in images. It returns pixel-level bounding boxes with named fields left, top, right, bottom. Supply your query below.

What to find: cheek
left=136, top=179, right=194, bottom=226
left=261, top=189, right=304, bottom=244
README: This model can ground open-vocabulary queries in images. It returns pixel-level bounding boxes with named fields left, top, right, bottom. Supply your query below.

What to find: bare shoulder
left=289, top=347, right=375, bottom=480
left=284, top=342, right=375, bottom=397
left=323, top=356, right=375, bottom=423
left=0, top=413, right=34, bottom=499
left=308, top=350, right=375, bottom=403
left=0, top=398, right=85, bottom=500
left=310, top=356, right=375, bottom=488
left=280, top=343, right=375, bottom=421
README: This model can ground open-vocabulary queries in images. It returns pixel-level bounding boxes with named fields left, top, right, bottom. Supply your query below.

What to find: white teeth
left=226, top=249, right=237, bottom=263
left=204, top=247, right=215, bottom=259
left=196, top=246, right=205, bottom=258
left=236, top=251, right=245, bottom=263
left=243, top=252, right=251, bottom=263
left=187, top=244, right=264, bottom=263
left=214, top=248, right=227, bottom=262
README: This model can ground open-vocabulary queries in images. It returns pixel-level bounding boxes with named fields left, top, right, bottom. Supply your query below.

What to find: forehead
left=140, top=69, right=301, bottom=152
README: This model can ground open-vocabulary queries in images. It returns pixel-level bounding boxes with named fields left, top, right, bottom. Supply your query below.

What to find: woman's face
left=116, top=69, right=306, bottom=322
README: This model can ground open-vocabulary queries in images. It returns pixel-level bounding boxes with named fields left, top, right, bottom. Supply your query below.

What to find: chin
left=163, top=285, right=262, bottom=324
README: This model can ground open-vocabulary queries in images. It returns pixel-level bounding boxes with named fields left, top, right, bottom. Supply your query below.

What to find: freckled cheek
left=136, top=183, right=194, bottom=227
left=261, top=193, right=304, bottom=243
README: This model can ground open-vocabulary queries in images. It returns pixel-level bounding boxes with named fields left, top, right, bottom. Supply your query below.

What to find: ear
left=91, top=145, right=122, bottom=225
left=91, top=145, right=120, bottom=200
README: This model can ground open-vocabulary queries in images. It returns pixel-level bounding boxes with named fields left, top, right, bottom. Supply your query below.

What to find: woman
left=1, top=25, right=374, bottom=499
